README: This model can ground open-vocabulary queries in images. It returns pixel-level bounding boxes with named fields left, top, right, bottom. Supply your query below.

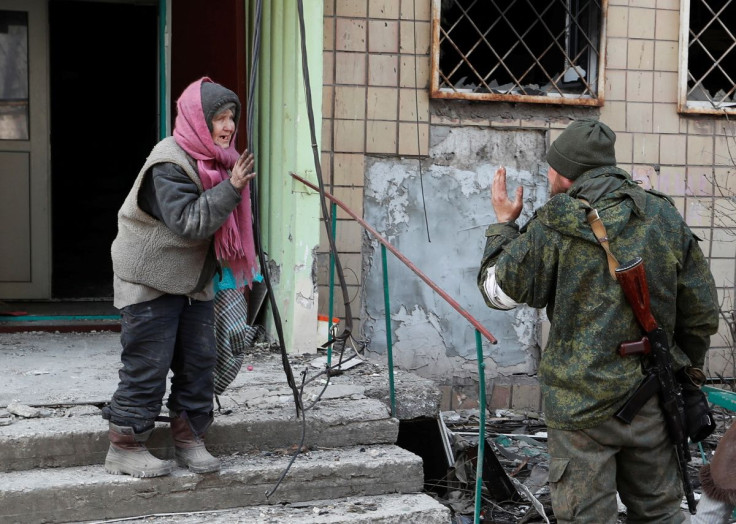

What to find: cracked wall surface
left=361, top=127, right=548, bottom=383
left=323, top=0, right=736, bottom=399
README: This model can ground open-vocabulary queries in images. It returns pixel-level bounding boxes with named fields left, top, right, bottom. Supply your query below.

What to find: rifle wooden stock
left=615, top=257, right=657, bottom=332
left=614, top=257, right=697, bottom=514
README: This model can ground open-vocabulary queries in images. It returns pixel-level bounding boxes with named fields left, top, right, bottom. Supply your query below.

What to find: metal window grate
left=430, top=0, right=606, bottom=106
left=682, top=0, right=736, bottom=113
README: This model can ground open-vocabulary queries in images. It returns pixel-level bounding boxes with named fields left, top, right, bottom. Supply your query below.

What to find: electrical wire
left=245, top=0, right=300, bottom=417
left=295, top=0, right=353, bottom=343
left=412, top=1, right=431, bottom=243
left=248, top=0, right=360, bottom=498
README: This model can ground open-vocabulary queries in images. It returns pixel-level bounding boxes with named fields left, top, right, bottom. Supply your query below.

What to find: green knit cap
left=546, top=119, right=617, bottom=180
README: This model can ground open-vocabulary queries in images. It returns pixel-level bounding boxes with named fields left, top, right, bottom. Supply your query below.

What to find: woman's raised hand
left=231, top=150, right=256, bottom=190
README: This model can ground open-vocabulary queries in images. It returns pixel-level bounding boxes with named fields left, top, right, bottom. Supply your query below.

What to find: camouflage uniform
left=478, top=166, right=719, bottom=523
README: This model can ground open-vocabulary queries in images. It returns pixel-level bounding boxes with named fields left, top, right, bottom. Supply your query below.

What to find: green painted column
left=249, top=0, right=322, bottom=353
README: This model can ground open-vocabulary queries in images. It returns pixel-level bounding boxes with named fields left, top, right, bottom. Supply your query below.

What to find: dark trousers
left=106, top=294, right=216, bottom=434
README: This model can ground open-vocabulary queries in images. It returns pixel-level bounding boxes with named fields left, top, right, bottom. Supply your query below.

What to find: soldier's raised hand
left=491, top=166, right=523, bottom=223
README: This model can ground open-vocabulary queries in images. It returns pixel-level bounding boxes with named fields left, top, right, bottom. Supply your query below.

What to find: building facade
left=319, top=0, right=736, bottom=409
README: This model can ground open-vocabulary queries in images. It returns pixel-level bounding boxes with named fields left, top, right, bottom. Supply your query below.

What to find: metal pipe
left=474, top=329, right=487, bottom=524
left=327, top=202, right=337, bottom=366
left=382, top=244, right=397, bottom=417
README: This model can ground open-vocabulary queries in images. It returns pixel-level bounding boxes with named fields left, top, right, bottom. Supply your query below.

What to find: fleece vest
left=111, top=137, right=210, bottom=295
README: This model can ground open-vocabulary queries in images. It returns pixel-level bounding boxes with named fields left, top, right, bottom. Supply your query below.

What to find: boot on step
left=105, top=422, right=174, bottom=478
left=170, top=410, right=220, bottom=473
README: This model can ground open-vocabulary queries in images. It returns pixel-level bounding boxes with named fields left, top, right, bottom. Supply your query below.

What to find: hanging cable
left=237, top=0, right=364, bottom=498
left=245, top=0, right=300, bottom=416
left=412, top=3, right=431, bottom=243
left=295, top=0, right=353, bottom=344
left=263, top=0, right=362, bottom=498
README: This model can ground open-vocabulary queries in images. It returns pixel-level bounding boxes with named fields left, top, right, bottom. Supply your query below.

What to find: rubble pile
left=430, top=406, right=735, bottom=524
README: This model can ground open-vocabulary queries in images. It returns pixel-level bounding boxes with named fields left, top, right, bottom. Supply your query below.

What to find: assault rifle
left=614, top=257, right=697, bottom=514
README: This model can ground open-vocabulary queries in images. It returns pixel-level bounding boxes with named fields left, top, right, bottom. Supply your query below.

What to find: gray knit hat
left=546, top=119, right=617, bottom=180
left=200, top=81, right=241, bottom=133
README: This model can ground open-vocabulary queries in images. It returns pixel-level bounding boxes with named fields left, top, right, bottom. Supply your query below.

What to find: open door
left=171, top=0, right=248, bottom=151
left=0, top=0, right=50, bottom=299
left=0, top=0, right=247, bottom=303
left=49, top=1, right=159, bottom=298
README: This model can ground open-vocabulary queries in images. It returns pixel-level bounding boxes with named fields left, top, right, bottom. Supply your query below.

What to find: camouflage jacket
left=478, top=167, right=719, bottom=430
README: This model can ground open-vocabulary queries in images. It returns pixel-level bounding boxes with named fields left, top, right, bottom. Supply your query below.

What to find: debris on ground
left=7, top=402, right=44, bottom=419
left=427, top=405, right=736, bottom=523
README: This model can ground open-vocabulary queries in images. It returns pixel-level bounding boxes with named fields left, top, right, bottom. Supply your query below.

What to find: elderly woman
left=103, top=77, right=258, bottom=477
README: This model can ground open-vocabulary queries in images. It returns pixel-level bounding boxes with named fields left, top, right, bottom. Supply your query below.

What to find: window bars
left=679, top=0, right=736, bottom=114
left=430, top=0, right=607, bottom=106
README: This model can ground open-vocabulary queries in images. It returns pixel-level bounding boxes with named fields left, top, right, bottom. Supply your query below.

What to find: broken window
left=430, top=0, right=606, bottom=106
left=679, top=0, right=736, bottom=114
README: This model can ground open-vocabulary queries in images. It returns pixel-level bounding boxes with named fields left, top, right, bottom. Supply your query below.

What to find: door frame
left=0, top=0, right=50, bottom=299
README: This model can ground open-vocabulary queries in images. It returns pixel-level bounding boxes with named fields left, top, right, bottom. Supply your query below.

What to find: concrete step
left=1, top=330, right=441, bottom=422
left=0, top=445, right=426, bottom=524
left=93, top=493, right=452, bottom=523
left=0, top=398, right=398, bottom=472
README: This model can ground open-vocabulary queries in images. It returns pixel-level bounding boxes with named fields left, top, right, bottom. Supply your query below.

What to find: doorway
left=49, top=0, right=158, bottom=298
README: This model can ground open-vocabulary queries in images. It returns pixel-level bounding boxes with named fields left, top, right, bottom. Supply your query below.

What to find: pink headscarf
left=173, top=77, right=257, bottom=289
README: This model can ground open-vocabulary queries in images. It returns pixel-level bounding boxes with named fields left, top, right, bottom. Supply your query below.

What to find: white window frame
left=678, top=0, right=736, bottom=115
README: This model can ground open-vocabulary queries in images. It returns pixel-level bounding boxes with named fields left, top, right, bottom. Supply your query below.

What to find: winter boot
left=170, top=411, right=220, bottom=473
left=105, top=422, right=174, bottom=478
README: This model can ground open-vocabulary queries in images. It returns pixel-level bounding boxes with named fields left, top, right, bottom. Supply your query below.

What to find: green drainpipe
left=251, top=0, right=322, bottom=352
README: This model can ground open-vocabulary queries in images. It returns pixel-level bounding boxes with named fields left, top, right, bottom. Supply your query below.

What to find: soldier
left=478, top=119, right=719, bottom=522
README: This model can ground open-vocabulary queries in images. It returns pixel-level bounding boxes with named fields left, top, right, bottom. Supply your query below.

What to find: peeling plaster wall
left=361, top=127, right=548, bottom=383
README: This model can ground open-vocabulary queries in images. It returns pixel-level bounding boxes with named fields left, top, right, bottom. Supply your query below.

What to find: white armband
left=483, top=266, right=520, bottom=310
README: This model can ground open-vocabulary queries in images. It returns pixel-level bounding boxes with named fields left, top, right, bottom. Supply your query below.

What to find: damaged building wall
left=361, top=128, right=547, bottom=384
left=320, top=0, right=736, bottom=407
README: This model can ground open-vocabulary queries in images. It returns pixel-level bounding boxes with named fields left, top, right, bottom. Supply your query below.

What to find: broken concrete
left=1, top=331, right=440, bottom=419
left=0, top=330, right=446, bottom=523
left=101, top=493, right=451, bottom=523
left=0, top=397, right=399, bottom=472
left=0, top=445, right=424, bottom=524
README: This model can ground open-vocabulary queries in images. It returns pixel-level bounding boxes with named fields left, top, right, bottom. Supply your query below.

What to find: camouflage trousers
left=547, top=395, right=685, bottom=524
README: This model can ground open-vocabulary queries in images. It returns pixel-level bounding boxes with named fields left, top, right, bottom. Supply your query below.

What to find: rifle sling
left=579, top=199, right=619, bottom=279
left=579, top=198, right=656, bottom=422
